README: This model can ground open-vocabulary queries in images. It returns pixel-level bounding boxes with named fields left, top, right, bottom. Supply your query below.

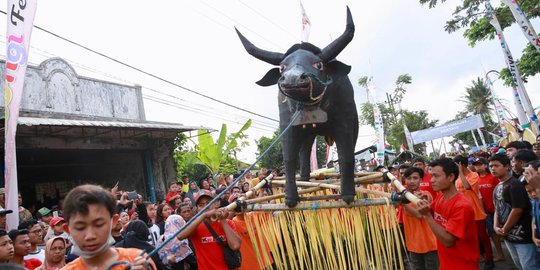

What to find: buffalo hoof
left=285, top=197, right=299, bottom=208
left=342, top=194, right=355, bottom=204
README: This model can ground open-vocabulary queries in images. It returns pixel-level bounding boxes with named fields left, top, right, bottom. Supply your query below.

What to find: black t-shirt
left=493, top=176, right=533, bottom=243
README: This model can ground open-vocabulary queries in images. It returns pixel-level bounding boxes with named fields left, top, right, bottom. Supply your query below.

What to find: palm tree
left=459, top=77, right=493, bottom=117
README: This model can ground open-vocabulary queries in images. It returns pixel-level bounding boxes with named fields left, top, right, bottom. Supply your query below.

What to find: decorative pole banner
left=366, top=78, right=385, bottom=166
left=310, top=137, right=318, bottom=171
left=4, top=0, right=37, bottom=230
left=485, top=74, right=508, bottom=137
left=300, top=1, right=311, bottom=42
left=500, top=0, right=540, bottom=52
left=486, top=0, right=539, bottom=133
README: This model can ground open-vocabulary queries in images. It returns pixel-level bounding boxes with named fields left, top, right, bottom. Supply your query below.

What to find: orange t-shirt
left=403, top=191, right=437, bottom=254
left=455, top=172, right=487, bottom=221
left=233, top=215, right=273, bottom=270
left=62, top=248, right=156, bottom=270
left=419, top=173, right=437, bottom=199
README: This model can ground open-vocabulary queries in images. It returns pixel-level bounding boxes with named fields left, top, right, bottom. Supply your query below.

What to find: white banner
left=411, top=115, right=485, bottom=144
left=5, top=0, right=37, bottom=230
left=300, top=1, right=311, bottom=42
left=501, top=0, right=540, bottom=52
left=486, top=1, right=539, bottom=133
left=485, top=74, right=508, bottom=137
left=366, top=79, right=385, bottom=166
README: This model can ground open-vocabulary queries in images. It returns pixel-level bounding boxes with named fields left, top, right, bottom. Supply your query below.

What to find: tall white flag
left=501, top=0, right=540, bottom=52
left=300, top=1, right=311, bottom=42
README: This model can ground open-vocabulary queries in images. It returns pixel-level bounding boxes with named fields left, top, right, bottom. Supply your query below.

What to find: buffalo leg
left=298, top=134, right=316, bottom=182
left=282, top=130, right=302, bottom=207
left=334, top=133, right=355, bottom=203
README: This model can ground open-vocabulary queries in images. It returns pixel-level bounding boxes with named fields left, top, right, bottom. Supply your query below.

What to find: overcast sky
left=3, top=0, right=539, bottom=162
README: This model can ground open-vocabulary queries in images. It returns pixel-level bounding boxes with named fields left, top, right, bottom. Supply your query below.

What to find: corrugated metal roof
left=17, top=117, right=209, bottom=132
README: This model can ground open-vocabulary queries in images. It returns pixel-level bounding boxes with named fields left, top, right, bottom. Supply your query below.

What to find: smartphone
left=127, top=191, right=138, bottom=200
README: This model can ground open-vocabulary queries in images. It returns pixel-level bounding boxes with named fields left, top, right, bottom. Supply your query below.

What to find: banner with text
left=410, top=115, right=485, bottom=145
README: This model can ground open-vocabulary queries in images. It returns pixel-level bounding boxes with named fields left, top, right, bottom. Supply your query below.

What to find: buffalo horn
left=235, top=28, right=284, bottom=66
left=319, top=7, right=355, bottom=62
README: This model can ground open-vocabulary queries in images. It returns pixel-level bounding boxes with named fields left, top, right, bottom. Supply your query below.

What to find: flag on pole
left=500, top=0, right=540, bottom=52
left=366, top=78, right=385, bottom=166
left=485, top=73, right=508, bottom=138
left=400, top=143, right=407, bottom=153
left=403, top=123, right=414, bottom=151
left=486, top=0, right=538, bottom=134
left=4, top=0, right=37, bottom=230
left=310, top=137, right=319, bottom=171
left=300, top=1, right=311, bottom=42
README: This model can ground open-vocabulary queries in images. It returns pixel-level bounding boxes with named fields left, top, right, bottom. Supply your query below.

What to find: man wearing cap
left=44, top=217, right=69, bottom=243
left=0, top=207, right=14, bottom=231
left=178, top=189, right=241, bottom=270
left=36, top=208, right=53, bottom=226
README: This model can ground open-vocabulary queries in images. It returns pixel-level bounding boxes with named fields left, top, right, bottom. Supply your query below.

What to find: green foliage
left=419, top=0, right=540, bottom=86
left=196, top=119, right=252, bottom=174
left=256, top=131, right=328, bottom=170
left=173, top=133, right=209, bottom=182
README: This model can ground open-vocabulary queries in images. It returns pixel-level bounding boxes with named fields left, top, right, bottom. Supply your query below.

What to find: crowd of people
left=1, top=138, right=540, bottom=269
left=0, top=168, right=279, bottom=270
left=391, top=138, right=540, bottom=270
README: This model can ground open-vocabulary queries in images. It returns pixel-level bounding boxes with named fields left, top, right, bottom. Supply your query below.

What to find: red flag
left=400, top=143, right=407, bottom=153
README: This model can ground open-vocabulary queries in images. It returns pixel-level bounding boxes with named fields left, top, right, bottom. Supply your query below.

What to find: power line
left=0, top=9, right=279, bottom=123
left=236, top=0, right=298, bottom=42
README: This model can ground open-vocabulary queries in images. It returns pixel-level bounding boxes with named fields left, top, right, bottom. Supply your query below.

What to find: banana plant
left=197, top=119, right=252, bottom=174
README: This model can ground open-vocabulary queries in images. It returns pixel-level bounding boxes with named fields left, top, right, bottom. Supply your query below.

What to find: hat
left=50, top=217, right=65, bottom=226
left=472, top=157, right=488, bottom=165
left=194, top=190, right=215, bottom=204
left=38, top=207, right=52, bottom=216
left=468, top=157, right=476, bottom=165
left=0, top=207, right=13, bottom=215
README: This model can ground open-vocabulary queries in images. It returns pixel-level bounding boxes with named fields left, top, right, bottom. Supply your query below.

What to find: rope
left=106, top=105, right=303, bottom=270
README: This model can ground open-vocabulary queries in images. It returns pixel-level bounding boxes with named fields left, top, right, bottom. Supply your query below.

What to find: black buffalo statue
left=236, top=7, right=358, bottom=207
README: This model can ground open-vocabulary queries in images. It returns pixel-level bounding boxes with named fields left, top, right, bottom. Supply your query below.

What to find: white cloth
left=24, top=248, right=45, bottom=263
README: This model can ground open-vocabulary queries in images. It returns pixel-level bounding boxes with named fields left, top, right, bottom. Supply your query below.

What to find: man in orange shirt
left=416, top=158, right=479, bottom=270
left=62, top=185, right=155, bottom=270
left=402, top=167, right=438, bottom=270
left=454, top=155, right=494, bottom=269
left=413, top=157, right=437, bottom=200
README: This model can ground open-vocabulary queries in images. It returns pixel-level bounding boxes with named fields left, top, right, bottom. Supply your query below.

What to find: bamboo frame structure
left=244, top=197, right=395, bottom=211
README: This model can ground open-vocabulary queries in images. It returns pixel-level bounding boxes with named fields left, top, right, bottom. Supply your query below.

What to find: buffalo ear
left=326, top=61, right=351, bottom=77
left=256, top=68, right=281, bottom=86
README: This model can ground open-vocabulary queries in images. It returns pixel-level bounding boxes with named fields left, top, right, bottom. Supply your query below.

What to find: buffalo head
left=236, top=7, right=354, bottom=104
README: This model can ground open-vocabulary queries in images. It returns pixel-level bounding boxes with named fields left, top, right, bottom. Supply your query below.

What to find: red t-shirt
left=24, top=258, right=42, bottom=270
left=478, top=173, right=499, bottom=214
left=165, top=191, right=179, bottom=204
left=189, top=220, right=238, bottom=270
left=432, top=193, right=479, bottom=270
left=420, top=172, right=437, bottom=199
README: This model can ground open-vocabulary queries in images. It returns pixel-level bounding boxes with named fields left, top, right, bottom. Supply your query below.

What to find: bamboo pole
left=273, top=171, right=381, bottom=180
left=386, top=172, right=420, bottom=205
left=309, top=173, right=384, bottom=184
left=244, top=198, right=396, bottom=212
left=271, top=179, right=392, bottom=198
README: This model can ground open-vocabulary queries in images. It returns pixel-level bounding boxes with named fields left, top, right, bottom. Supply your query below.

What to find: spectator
left=44, top=217, right=70, bottom=245
left=231, top=186, right=241, bottom=196
left=186, top=181, right=200, bottom=206
left=155, top=204, right=172, bottom=235
left=178, top=190, right=241, bottom=270
left=512, top=149, right=538, bottom=183
left=18, top=194, right=33, bottom=225
left=115, top=220, right=165, bottom=270
left=453, top=155, right=494, bottom=269
left=18, top=221, right=45, bottom=263
left=170, top=197, right=183, bottom=213
left=177, top=203, right=194, bottom=222
left=119, top=211, right=130, bottom=231
left=473, top=157, right=505, bottom=262
left=490, top=153, right=539, bottom=269
left=111, top=219, right=123, bottom=244
left=143, top=202, right=160, bottom=247
left=506, top=141, right=527, bottom=158
left=0, top=229, right=14, bottom=263
left=35, top=237, right=66, bottom=270
left=61, top=184, right=155, bottom=270
left=8, top=229, right=41, bottom=269
left=181, top=175, right=190, bottom=194
left=401, top=167, right=438, bottom=270
left=183, top=197, right=193, bottom=207
left=230, top=194, right=274, bottom=270
left=200, top=180, right=211, bottom=191
left=398, top=164, right=411, bottom=183
left=158, top=215, right=193, bottom=270
left=412, top=157, right=437, bottom=200
left=416, top=158, right=479, bottom=269
left=0, top=207, right=14, bottom=230
left=166, top=182, right=182, bottom=205
left=145, top=202, right=157, bottom=224
left=215, top=188, right=230, bottom=208
left=241, top=182, right=250, bottom=194
left=36, top=208, right=53, bottom=227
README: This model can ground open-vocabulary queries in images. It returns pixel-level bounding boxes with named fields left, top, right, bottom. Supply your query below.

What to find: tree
left=418, top=0, right=540, bottom=86
left=197, top=119, right=252, bottom=175
left=460, top=77, right=493, bottom=116
left=173, top=133, right=209, bottom=182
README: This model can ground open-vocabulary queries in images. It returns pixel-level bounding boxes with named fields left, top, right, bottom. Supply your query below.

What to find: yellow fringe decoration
left=245, top=186, right=406, bottom=270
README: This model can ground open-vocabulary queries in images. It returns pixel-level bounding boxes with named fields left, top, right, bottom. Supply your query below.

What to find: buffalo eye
left=312, top=62, right=324, bottom=71
left=280, top=65, right=287, bottom=73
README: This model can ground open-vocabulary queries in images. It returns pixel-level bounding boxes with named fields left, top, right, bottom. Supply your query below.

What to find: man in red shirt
left=413, top=157, right=437, bottom=199
left=416, top=158, right=479, bottom=270
left=178, top=190, right=241, bottom=270
left=473, top=157, right=505, bottom=262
